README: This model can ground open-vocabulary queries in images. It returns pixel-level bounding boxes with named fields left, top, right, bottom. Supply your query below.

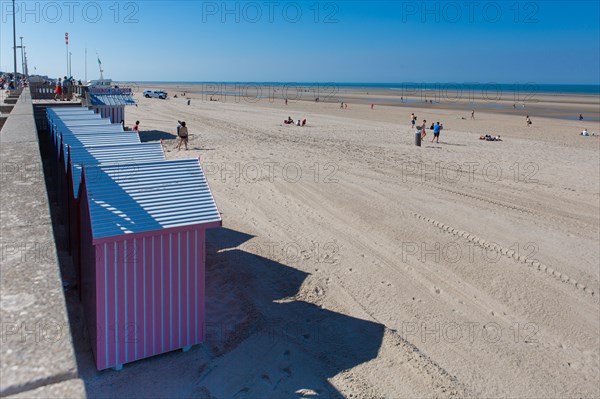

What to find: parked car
left=143, top=89, right=167, bottom=99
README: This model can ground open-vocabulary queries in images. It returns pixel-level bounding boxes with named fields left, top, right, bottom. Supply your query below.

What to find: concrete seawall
left=0, top=89, right=85, bottom=398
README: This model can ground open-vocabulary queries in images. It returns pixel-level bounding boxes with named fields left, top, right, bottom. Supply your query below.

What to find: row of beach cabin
left=46, top=106, right=222, bottom=370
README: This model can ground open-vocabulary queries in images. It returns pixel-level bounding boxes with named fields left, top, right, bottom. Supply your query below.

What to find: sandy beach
left=79, top=85, right=600, bottom=398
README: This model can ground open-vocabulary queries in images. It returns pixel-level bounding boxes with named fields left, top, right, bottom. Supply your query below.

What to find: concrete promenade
left=0, top=89, right=85, bottom=398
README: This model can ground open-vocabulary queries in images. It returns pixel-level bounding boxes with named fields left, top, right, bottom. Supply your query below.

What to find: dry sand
left=81, top=86, right=600, bottom=398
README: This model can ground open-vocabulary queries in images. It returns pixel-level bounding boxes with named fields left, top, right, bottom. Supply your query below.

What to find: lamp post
left=23, top=48, right=28, bottom=77
left=65, top=32, right=69, bottom=78
left=12, top=0, right=18, bottom=88
left=19, top=36, right=24, bottom=76
left=69, top=52, right=72, bottom=78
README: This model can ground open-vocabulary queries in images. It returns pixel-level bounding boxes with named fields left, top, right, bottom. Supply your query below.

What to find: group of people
left=411, top=113, right=444, bottom=143
left=54, top=76, right=75, bottom=101
left=120, top=120, right=140, bottom=132
left=124, top=119, right=189, bottom=149
left=284, top=116, right=307, bottom=126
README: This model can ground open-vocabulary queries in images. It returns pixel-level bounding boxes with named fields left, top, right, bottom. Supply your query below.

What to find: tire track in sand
left=410, top=212, right=597, bottom=299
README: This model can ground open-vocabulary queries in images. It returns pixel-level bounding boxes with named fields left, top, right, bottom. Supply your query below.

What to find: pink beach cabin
left=78, top=159, right=221, bottom=370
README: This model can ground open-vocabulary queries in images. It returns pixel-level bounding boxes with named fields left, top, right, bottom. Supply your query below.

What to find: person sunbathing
left=480, top=134, right=502, bottom=141
left=284, top=116, right=294, bottom=124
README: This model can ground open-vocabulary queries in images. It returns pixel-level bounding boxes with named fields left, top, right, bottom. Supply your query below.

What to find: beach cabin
left=78, top=159, right=221, bottom=370
left=65, top=143, right=166, bottom=290
left=46, top=108, right=140, bottom=250
left=83, top=87, right=136, bottom=123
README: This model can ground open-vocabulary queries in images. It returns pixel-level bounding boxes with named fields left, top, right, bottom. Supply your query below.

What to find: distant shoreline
left=124, top=81, right=599, bottom=121
left=125, top=81, right=600, bottom=96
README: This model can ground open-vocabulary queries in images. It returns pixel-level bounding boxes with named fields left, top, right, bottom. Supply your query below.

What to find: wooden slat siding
left=144, top=236, right=152, bottom=359
left=106, top=242, right=117, bottom=368
left=93, top=106, right=124, bottom=123
left=117, top=240, right=127, bottom=366
left=80, top=223, right=211, bottom=368
left=199, top=230, right=206, bottom=343
left=128, top=238, right=138, bottom=363
left=70, top=196, right=81, bottom=298
left=181, top=231, right=189, bottom=348
left=153, top=236, right=162, bottom=356
left=162, top=234, right=170, bottom=353
left=79, top=180, right=101, bottom=368
left=190, top=230, right=198, bottom=347
left=101, top=243, right=109, bottom=369
left=135, top=238, right=145, bottom=361
left=172, top=233, right=180, bottom=351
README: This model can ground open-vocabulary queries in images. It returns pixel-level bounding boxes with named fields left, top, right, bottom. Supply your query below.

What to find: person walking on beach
left=176, top=121, right=189, bottom=150
left=579, top=114, right=583, bottom=120
left=432, top=121, right=441, bottom=143
left=471, top=110, right=475, bottom=119
left=420, top=120, right=427, bottom=139
left=411, top=113, right=416, bottom=128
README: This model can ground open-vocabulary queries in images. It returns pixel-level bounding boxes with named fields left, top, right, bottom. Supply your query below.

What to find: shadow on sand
left=73, top=227, right=384, bottom=398
left=139, top=129, right=177, bottom=142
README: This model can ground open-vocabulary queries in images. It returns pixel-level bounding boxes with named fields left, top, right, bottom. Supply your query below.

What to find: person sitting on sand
left=301, top=119, right=307, bottom=127
left=526, top=115, right=532, bottom=126
left=297, top=119, right=301, bottom=126
left=284, top=116, right=294, bottom=124
left=176, top=121, right=189, bottom=150
left=581, top=129, right=589, bottom=136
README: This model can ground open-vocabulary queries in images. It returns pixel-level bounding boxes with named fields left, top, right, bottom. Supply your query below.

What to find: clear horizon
left=1, top=1, right=599, bottom=84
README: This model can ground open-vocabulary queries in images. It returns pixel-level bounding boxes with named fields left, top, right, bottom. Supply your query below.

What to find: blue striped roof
left=60, top=132, right=141, bottom=158
left=88, top=93, right=136, bottom=106
left=68, top=143, right=165, bottom=199
left=52, top=118, right=113, bottom=138
left=84, top=159, right=221, bottom=239
left=47, top=107, right=92, bottom=113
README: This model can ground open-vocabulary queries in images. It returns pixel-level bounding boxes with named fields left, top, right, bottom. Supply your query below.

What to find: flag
left=97, top=57, right=102, bottom=65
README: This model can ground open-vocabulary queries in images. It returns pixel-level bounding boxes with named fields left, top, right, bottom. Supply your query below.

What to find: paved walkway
left=0, top=89, right=85, bottom=398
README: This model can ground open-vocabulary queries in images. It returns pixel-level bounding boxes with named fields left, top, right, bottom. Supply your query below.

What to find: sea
left=135, top=82, right=600, bottom=96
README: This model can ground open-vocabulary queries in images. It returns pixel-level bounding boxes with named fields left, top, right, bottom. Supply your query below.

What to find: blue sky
left=1, top=1, right=599, bottom=83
